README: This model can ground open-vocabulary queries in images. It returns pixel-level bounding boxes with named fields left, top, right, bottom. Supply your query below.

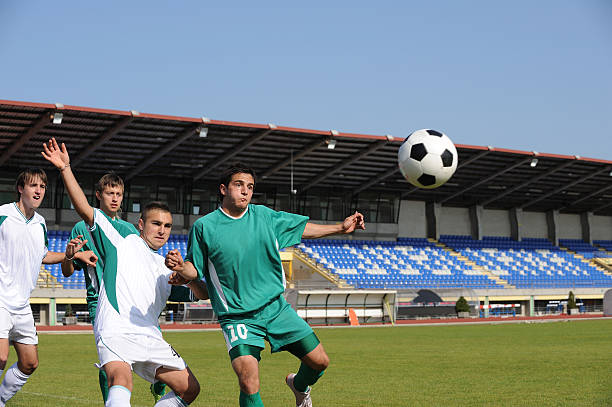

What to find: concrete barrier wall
left=397, top=200, right=427, bottom=238
left=482, top=209, right=511, bottom=237
left=558, top=213, right=582, bottom=239
left=439, top=206, right=471, bottom=236
left=521, top=211, right=548, bottom=238
left=592, top=216, right=612, bottom=240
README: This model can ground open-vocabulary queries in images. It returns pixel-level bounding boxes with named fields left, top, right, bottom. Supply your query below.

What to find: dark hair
left=218, top=163, right=256, bottom=200
left=15, top=169, right=48, bottom=200
left=140, top=201, right=171, bottom=222
left=95, top=172, right=124, bottom=194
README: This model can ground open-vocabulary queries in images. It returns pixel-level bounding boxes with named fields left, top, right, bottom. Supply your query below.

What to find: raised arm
left=41, top=138, right=94, bottom=227
left=302, top=211, right=365, bottom=239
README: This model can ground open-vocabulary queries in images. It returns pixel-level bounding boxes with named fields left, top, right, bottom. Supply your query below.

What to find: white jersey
left=0, top=203, right=48, bottom=314
left=88, top=209, right=173, bottom=340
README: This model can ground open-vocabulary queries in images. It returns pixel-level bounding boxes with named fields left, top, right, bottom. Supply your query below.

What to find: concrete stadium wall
left=439, top=206, right=470, bottom=236
left=592, top=215, right=612, bottom=240
left=482, top=209, right=511, bottom=237
left=558, top=213, right=582, bottom=239
left=397, top=200, right=427, bottom=238
left=521, top=211, right=548, bottom=238
left=40, top=203, right=612, bottom=244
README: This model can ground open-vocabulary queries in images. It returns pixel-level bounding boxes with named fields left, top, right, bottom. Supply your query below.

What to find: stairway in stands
left=432, top=238, right=515, bottom=289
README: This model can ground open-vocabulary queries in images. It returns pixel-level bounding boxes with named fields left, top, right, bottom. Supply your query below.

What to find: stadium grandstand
left=1, top=99, right=611, bottom=324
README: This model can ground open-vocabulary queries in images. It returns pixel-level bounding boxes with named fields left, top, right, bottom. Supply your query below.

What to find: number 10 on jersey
left=226, top=324, right=248, bottom=342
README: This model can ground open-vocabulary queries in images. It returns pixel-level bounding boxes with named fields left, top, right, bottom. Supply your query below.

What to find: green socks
left=293, top=362, right=325, bottom=392
left=239, top=391, right=264, bottom=407
left=152, top=380, right=167, bottom=396
left=98, top=369, right=109, bottom=402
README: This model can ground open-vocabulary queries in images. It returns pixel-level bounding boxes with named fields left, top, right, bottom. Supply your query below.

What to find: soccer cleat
left=286, top=373, right=312, bottom=407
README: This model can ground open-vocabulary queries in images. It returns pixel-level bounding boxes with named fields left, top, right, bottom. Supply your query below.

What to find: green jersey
left=186, top=204, right=308, bottom=318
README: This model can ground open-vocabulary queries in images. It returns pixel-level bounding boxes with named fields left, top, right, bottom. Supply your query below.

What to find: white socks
left=154, top=391, right=188, bottom=407
left=106, top=385, right=131, bottom=407
left=0, top=362, right=30, bottom=405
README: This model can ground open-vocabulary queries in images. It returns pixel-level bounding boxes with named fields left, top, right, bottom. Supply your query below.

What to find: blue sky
left=1, top=1, right=610, bottom=159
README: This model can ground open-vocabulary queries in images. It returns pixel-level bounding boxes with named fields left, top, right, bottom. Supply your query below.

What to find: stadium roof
left=1, top=99, right=611, bottom=216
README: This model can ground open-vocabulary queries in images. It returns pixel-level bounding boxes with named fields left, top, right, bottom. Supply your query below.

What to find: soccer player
left=0, top=169, right=97, bottom=407
left=60, top=173, right=179, bottom=404
left=165, top=163, right=365, bottom=407
left=42, top=138, right=206, bottom=407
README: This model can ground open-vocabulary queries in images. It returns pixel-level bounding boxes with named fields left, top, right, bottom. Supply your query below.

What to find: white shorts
left=0, top=307, right=38, bottom=345
left=96, top=334, right=187, bottom=383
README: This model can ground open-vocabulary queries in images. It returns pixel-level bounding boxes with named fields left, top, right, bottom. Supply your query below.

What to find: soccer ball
left=398, top=129, right=458, bottom=189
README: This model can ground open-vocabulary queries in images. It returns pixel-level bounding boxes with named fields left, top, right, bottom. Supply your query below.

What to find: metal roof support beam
left=0, top=110, right=50, bottom=166
left=352, top=165, right=399, bottom=196
left=192, top=127, right=275, bottom=181
left=456, top=149, right=493, bottom=169
left=126, top=125, right=199, bottom=181
left=399, top=186, right=419, bottom=199
left=260, top=138, right=327, bottom=180
left=480, top=159, right=576, bottom=207
left=300, top=140, right=388, bottom=193
left=400, top=149, right=492, bottom=200
left=521, top=166, right=611, bottom=210
left=592, top=200, right=612, bottom=214
left=558, top=183, right=612, bottom=210
left=440, top=157, right=533, bottom=204
left=72, top=116, right=132, bottom=167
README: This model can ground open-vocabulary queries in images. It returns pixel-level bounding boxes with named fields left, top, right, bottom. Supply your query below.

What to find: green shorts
left=219, top=295, right=315, bottom=360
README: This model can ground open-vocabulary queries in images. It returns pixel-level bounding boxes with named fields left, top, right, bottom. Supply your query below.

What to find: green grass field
left=4, top=319, right=612, bottom=406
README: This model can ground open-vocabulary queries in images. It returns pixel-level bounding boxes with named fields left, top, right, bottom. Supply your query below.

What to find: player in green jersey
left=60, top=173, right=179, bottom=405
left=166, top=164, right=365, bottom=407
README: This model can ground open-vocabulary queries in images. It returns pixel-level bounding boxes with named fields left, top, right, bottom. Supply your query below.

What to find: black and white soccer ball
left=398, top=129, right=458, bottom=189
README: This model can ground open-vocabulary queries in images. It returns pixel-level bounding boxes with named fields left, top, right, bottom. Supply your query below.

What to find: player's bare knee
left=317, top=352, right=330, bottom=371
left=173, top=372, right=200, bottom=402
left=182, top=378, right=200, bottom=402
left=238, top=375, right=259, bottom=394
left=18, top=359, right=38, bottom=375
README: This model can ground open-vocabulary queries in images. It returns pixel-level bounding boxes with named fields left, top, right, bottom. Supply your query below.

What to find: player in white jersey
left=42, top=138, right=206, bottom=407
left=0, top=168, right=97, bottom=407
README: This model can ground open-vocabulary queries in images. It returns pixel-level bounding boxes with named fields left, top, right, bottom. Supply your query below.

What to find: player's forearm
left=187, top=279, right=209, bottom=300
left=60, top=167, right=94, bottom=226
left=302, top=222, right=344, bottom=239
left=61, top=259, right=75, bottom=277
left=43, top=251, right=66, bottom=264
left=179, top=261, right=199, bottom=281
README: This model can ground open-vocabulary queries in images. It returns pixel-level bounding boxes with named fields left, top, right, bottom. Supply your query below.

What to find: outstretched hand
left=342, top=211, right=366, bottom=234
left=65, top=235, right=87, bottom=259
left=75, top=251, right=98, bottom=267
left=41, top=138, right=70, bottom=169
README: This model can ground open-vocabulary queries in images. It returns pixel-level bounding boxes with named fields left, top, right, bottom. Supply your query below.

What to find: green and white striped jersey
left=88, top=208, right=187, bottom=339
left=71, top=218, right=137, bottom=310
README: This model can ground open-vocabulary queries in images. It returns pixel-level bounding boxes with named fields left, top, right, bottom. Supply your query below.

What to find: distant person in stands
left=61, top=173, right=188, bottom=404
left=165, top=163, right=365, bottom=407
left=0, top=169, right=96, bottom=407
left=43, top=138, right=207, bottom=407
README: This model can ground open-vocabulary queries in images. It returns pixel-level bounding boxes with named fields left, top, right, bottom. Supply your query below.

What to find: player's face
left=138, top=209, right=173, bottom=251
left=96, top=185, right=123, bottom=216
left=18, top=175, right=46, bottom=210
left=221, top=173, right=254, bottom=212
